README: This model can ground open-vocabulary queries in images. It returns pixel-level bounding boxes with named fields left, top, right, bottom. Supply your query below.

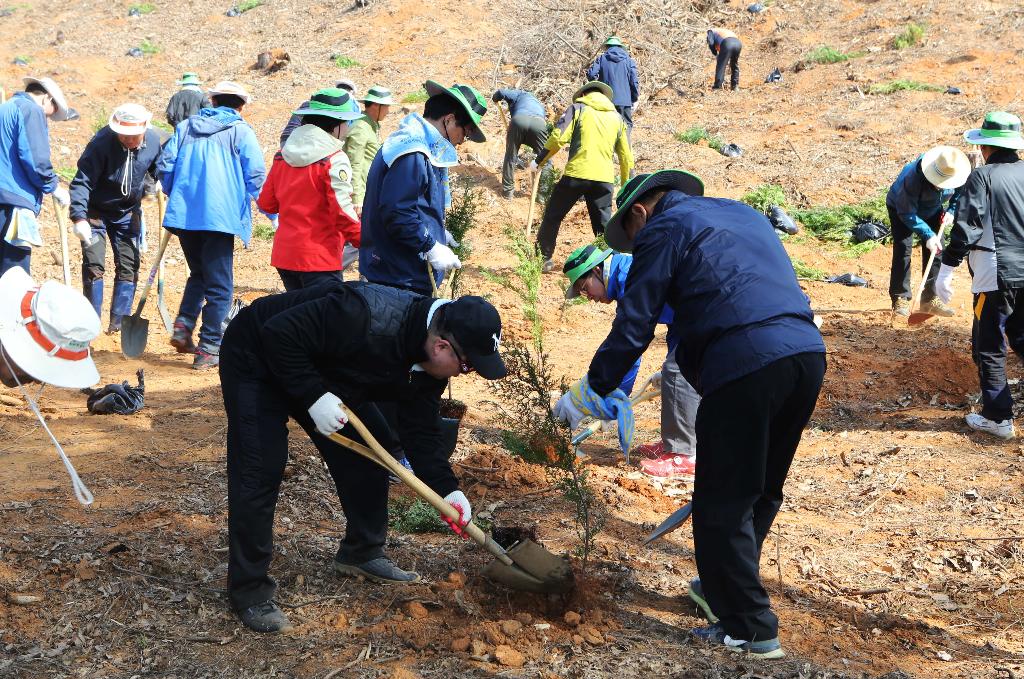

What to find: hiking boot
left=333, top=556, right=420, bottom=584
left=691, top=623, right=785, bottom=659
left=238, top=600, right=293, bottom=633
left=502, top=189, right=515, bottom=200
left=919, top=298, right=955, bottom=318
left=687, top=578, right=719, bottom=623
left=193, top=349, right=220, bottom=371
left=170, top=322, right=197, bottom=354
left=542, top=259, right=555, bottom=273
left=388, top=456, right=415, bottom=484
left=640, top=453, right=696, bottom=479
left=965, top=413, right=1015, bottom=440
left=106, top=317, right=123, bottom=335
left=891, top=298, right=911, bottom=317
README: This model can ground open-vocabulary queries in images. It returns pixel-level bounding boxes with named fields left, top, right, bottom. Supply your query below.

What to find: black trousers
left=692, top=352, right=826, bottom=642
left=888, top=205, right=941, bottom=303
left=502, top=114, right=548, bottom=193
left=714, top=38, right=742, bottom=89
left=276, top=268, right=343, bottom=292
left=220, top=342, right=395, bottom=612
left=82, top=214, right=141, bottom=286
left=972, top=289, right=1024, bottom=422
left=535, top=176, right=613, bottom=260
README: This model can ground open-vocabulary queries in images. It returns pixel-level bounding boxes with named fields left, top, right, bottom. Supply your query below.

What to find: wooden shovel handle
left=525, top=170, right=542, bottom=239
left=909, top=218, right=947, bottom=315
left=132, top=227, right=173, bottom=316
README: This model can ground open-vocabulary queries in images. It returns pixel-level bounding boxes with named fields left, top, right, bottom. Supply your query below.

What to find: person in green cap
left=345, top=85, right=394, bottom=216
left=563, top=243, right=699, bottom=478
left=935, top=112, right=1024, bottom=441
left=359, top=80, right=487, bottom=296
left=587, top=36, right=639, bottom=134
left=534, top=81, right=633, bottom=271
left=165, top=72, right=209, bottom=129
left=256, top=88, right=363, bottom=291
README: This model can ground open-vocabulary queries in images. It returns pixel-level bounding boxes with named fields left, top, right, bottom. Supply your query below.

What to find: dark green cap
left=604, top=170, right=705, bottom=252
left=424, top=80, right=488, bottom=142
left=563, top=244, right=613, bottom=299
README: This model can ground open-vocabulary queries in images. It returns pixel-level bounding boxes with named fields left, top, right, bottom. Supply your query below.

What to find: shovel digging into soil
left=121, top=226, right=173, bottom=358
left=329, top=410, right=575, bottom=594
left=906, top=219, right=948, bottom=327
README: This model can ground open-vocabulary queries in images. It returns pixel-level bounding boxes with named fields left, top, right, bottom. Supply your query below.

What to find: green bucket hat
left=293, top=88, right=362, bottom=121
left=604, top=36, right=624, bottom=47
left=574, top=80, right=614, bottom=102
left=177, top=72, right=202, bottom=86
left=563, top=244, right=613, bottom=299
left=362, top=85, right=394, bottom=106
left=604, top=170, right=705, bottom=252
left=964, top=111, right=1024, bottom=150
left=424, top=80, right=488, bottom=143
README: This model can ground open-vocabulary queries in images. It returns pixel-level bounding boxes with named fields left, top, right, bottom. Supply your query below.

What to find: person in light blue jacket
left=158, top=81, right=265, bottom=370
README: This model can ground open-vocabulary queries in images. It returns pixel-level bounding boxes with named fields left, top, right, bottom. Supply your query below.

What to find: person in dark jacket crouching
left=935, top=112, right=1024, bottom=441
left=219, top=280, right=507, bottom=633
left=69, top=104, right=161, bottom=333
left=553, top=170, right=826, bottom=659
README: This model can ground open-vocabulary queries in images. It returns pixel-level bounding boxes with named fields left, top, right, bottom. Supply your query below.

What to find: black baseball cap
left=441, top=296, right=507, bottom=380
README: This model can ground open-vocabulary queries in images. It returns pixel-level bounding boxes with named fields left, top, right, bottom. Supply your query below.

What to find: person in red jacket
left=257, top=88, right=362, bottom=290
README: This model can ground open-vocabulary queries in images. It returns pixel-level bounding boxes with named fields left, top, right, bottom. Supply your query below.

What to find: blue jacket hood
left=188, top=106, right=242, bottom=136
left=604, top=46, right=629, bottom=62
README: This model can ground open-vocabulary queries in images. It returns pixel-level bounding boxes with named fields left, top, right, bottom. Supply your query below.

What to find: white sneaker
left=965, top=413, right=1015, bottom=440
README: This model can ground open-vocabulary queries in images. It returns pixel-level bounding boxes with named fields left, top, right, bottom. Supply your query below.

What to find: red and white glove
left=442, top=490, right=472, bottom=538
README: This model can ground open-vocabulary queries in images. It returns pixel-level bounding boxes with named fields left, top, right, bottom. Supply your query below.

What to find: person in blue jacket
left=886, top=145, right=971, bottom=317
left=0, top=76, right=73, bottom=275
left=563, top=244, right=699, bottom=478
left=586, top=37, right=639, bottom=134
left=554, top=170, right=826, bottom=659
left=359, top=80, right=488, bottom=296
left=491, top=88, right=548, bottom=199
left=69, top=104, right=162, bottom=334
left=158, top=81, right=266, bottom=370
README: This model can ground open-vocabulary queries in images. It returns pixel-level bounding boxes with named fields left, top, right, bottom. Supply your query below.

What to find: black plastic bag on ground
left=768, top=205, right=799, bottom=235
left=826, top=273, right=868, bottom=287
left=719, top=143, right=743, bottom=158
left=85, top=369, right=145, bottom=415
left=851, top=221, right=890, bottom=244
left=765, top=67, right=782, bottom=83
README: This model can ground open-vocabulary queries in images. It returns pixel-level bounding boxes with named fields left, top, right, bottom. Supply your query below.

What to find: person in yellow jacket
left=533, top=81, right=633, bottom=270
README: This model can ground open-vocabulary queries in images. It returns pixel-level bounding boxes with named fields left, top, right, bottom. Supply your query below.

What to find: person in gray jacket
left=165, top=73, right=209, bottom=129
left=492, top=89, right=548, bottom=199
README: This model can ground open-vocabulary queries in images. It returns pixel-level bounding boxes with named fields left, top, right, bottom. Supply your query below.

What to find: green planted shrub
left=791, top=258, right=827, bottom=281
left=804, top=45, right=865, bottom=64
left=129, top=3, right=156, bottom=13
left=674, top=125, right=723, bottom=152
left=401, top=89, right=428, bottom=104
left=91, top=106, right=110, bottom=134
left=791, top=194, right=887, bottom=243
left=238, top=0, right=263, bottom=11
left=332, top=54, right=361, bottom=69
left=742, top=184, right=788, bottom=213
left=537, top=163, right=562, bottom=207
left=251, top=220, right=276, bottom=241
left=482, top=227, right=544, bottom=349
left=890, top=22, right=924, bottom=50
left=55, top=167, right=77, bottom=183
left=444, top=183, right=481, bottom=297
left=389, top=497, right=448, bottom=534
left=139, top=38, right=159, bottom=55
left=867, top=79, right=942, bottom=95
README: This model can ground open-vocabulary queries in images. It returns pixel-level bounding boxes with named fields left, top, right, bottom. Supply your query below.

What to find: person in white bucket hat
left=68, top=103, right=162, bottom=334
left=885, top=144, right=971, bottom=318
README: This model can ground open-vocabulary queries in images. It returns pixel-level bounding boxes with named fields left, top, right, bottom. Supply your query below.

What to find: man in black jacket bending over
left=219, top=281, right=507, bottom=633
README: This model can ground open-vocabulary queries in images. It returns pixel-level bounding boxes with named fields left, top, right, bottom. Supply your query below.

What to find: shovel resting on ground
left=121, top=226, right=173, bottom=358
left=52, top=195, right=71, bottom=286
left=907, top=218, right=947, bottom=327
left=329, top=410, right=575, bottom=594
left=644, top=502, right=692, bottom=545
left=154, top=192, right=174, bottom=334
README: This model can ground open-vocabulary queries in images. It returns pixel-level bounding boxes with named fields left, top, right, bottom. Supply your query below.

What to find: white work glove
left=645, top=370, right=663, bottom=392
left=941, top=212, right=954, bottom=229
left=553, top=391, right=586, bottom=430
left=934, top=263, right=955, bottom=304
left=444, top=229, right=460, bottom=248
left=442, top=489, right=472, bottom=538
left=72, top=220, right=92, bottom=243
left=528, top=160, right=539, bottom=173
left=423, top=242, right=462, bottom=272
left=925, top=235, right=943, bottom=256
left=308, top=392, right=348, bottom=437
left=52, top=185, right=70, bottom=206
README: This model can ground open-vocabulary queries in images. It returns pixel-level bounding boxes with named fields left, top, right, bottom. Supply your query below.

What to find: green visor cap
left=424, top=80, right=488, bottom=143
left=293, top=88, right=362, bottom=121
left=604, top=170, right=705, bottom=252
left=563, top=244, right=613, bottom=299
left=362, top=85, right=394, bottom=105
left=574, top=80, right=614, bottom=102
left=604, top=36, right=624, bottom=47
left=177, top=72, right=202, bottom=86
left=963, top=111, right=1024, bottom=150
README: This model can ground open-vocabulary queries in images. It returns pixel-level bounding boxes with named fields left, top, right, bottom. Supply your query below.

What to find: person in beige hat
left=885, top=144, right=971, bottom=317
left=0, top=76, right=74, bottom=276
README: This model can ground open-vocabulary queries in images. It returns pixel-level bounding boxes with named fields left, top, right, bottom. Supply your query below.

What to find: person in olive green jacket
left=344, top=86, right=394, bottom=217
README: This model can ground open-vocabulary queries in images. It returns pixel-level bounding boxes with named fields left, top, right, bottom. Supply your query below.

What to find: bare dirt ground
left=2, top=0, right=1024, bottom=677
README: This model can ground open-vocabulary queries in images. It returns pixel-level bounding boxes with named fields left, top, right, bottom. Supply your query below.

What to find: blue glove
left=556, top=376, right=635, bottom=455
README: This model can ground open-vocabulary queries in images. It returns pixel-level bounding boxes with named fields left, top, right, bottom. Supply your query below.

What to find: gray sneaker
left=892, top=297, right=911, bottom=317
left=333, top=557, right=420, bottom=584
left=542, top=259, right=555, bottom=273
left=238, top=600, right=293, bottom=633
left=687, top=578, right=719, bottom=623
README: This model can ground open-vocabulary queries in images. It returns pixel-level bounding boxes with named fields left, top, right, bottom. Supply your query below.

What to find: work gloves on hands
left=52, top=186, right=70, bottom=207
left=553, top=389, right=586, bottom=430
left=308, top=392, right=348, bottom=436
left=72, top=220, right=93, bottom=243
left=527, top=160, right=539, bottom=173
left=941, top=212, right=954, bottom=229
left=423, top=242, right=462, bottom=272
left=925, top=235, right=943, bottom=257
left=444, top=229, right=460, bottom=249
left=442, top=489, right=472, bottom=538
left=934, top=264, right=955, bottom=304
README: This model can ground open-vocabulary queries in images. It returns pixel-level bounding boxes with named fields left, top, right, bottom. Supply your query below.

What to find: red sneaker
left=634, top=440, right=665, bottom=459
left=641, top=453, right=696, bottom=479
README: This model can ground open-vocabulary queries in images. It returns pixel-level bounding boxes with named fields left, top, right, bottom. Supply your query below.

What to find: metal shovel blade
left=907, top=311, right=934, bottom=326
left=120, top=314, right=150, bottom=358
left=644, top=502, right=693, bottom=545
left=483, top=539, right=575, bottom=593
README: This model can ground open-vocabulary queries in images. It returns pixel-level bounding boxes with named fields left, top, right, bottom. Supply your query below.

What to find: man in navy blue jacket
left=556, top=170, right=826, bottom=658
left=586, top=37, right=639, bottom=134
left=70, top=104, right=162, bottom=333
